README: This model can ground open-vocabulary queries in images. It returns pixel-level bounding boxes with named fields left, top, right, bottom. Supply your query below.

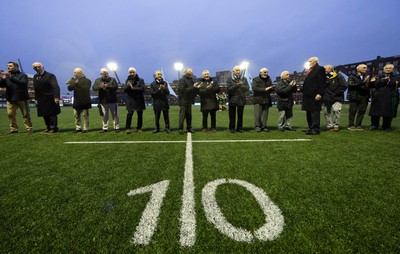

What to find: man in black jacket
left=0, top=62, right=33, bottom=134
left=301, top=57, right=326, bottom=135
left=252, top=67, right=273, bottom=132
left=150, top=70, right=170, bottom=133
left=124, top=67, right=146, bottom=134
left=67, top=68, right=92, bottom=133
left=347, top=64, right=371, bottom=131
left=227, top=66, right=249, bottom=133
left=322, top=65, right=347, bottom=132
left=177, top=68, right=195, bottom=134
left=32, top=62, right=61, bottom=134
left=92, top=68, right=120, bottom=133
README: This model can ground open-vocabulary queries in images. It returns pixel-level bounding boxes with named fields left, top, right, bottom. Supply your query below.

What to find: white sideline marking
left=64, top=139, right=311, bottom=144
left=179, top=133, right=196, bottom=247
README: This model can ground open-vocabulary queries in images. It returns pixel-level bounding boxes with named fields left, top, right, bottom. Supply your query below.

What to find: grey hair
left=356, top=64, right=367, bottom=71
left=280, top=70, right=289, bottom=79
left=183, top=68, right=193, bottom=75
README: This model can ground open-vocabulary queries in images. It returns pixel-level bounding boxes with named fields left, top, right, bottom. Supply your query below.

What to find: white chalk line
left=179, top=133, right=196, bottom=247
left=64, top=139, right=311, bottom=144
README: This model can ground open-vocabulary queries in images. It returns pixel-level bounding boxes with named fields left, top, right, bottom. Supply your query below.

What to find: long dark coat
left=301, top=64, right=326, bottom=111
left=92, top=77, right=118, bottom=104
left=150, top=79, right=170, bottom=111
left=124, top=75, right=146, bottom=111
left=33, top=71, right=61, bottom=117
left=178, top=75, right=195, bottom=106
left=67, top=76, right=92, bottom=110
left=369, top=73, right=397, bottom=117
left=195, top=78, right=220, bottom=111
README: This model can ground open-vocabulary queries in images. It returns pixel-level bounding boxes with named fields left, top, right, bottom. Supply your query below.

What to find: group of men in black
left=0, top=57, right=398, bottom=135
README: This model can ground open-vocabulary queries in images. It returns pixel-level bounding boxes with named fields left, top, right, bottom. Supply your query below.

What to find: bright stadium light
left=239, top=61, right=249, bottom=70
left=107, top=62, right=121, bottom=85
left=174, top=62, right=184, bottom=79
left=304, top=61, right=310, bottom=70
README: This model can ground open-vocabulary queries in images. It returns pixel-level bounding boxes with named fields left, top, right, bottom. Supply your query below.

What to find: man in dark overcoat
left=177, top=68, right=195, bottom=134
left=124, top=67, right=145, bottom=134
left=32, top=62, right=61, bottom=134
left=150, top=70, right=170, bottom=133
left=301, top=57, right=326, bottom=135
left=227, top=66, right=249, bottom=133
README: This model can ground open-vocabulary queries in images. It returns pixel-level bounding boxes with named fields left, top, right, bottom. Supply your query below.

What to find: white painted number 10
left=127, top=178, right=284, bottom=246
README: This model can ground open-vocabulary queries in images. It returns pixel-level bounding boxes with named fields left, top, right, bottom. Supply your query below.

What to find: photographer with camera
left=0, top=62, right=32, bottom=134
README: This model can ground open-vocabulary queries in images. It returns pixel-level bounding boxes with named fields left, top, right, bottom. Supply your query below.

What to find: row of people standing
left=1, top=60, right=398, bottom=134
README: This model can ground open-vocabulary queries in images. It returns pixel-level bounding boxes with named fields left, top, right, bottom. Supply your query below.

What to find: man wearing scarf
left=252, top=67, right=274, bottom=132
left=124, top=67, right=145, bottom=134
left=301, top=57, right=326, bottom=135
left=92, top=68, right=119, bottom=132
left=322, top=65, right=347, bottom=132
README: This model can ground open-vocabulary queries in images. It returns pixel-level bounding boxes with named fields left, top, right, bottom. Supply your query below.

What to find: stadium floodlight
left=303, top=61, right=310, bottom=70
left=107, top=62, right=121, bottom=85
left=239, top=61, right=249, bottom=70
left=174, top=62, right=184, bottom=79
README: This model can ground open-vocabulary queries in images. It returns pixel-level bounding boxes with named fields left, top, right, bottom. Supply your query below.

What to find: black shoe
left=285, top=127, right=296, bottom=131
left=153, top=129, right=160, bottom=133
left=236, top=129, right=244, bottom=133
left=262, top=128, right=269, bottom=132
left=305, top=130, right=320, bottom=135
left=302, top=128, right=311, bottom=132
left=165, top=128, right=171, bottom=133
left=229, top=129, right=235, bottom=133
left=82, top=130, right=88, bottom=133
left=74, top=129, right=82, bottom=133
left=187, top=129, right=195, bottom=133
left=99, top=129, right=108, bottom=133
left=7, top=130, right=18, bottom=135
left=369, top=126, right=378, bottom=130
left=179, top=129, right=184, bottom=135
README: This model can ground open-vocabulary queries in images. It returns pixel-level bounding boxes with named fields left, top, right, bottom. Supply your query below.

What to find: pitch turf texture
left=1, top=105, right=399, bottom=253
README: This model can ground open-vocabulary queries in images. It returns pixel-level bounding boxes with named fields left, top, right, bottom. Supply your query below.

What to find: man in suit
left=32, top=62, right=61, bottom=134
left=301, top=57, right=326, bottom=135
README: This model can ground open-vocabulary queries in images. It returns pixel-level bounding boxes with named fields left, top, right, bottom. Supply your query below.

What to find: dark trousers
left=348, top=97, right=368, bottom=127
left=306, top=110, right=320, bottom=132
left=202, top=110, right=217, bottom=129
left=126, top=110, right=143, bottom=130
left=371, top=115, right=392, bottom=129
left=229, top=105, right=244, bottom=130
left=154, top=110, right=170, bottom=130
left=44, top=115, right=58, bottom=131
left=179, top=105, right=192, bottom=130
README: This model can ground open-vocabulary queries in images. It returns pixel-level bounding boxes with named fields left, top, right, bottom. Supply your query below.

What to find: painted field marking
left=64, top=139, right=311, bottom=144
left=179, top=133, right=196, bottom=247
left=65, top=136, right=307, bottom=246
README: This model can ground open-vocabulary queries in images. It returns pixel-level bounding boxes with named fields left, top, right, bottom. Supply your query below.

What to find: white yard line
left=179, top=133, right=196, bottom=247
left=64, top=139, right=311, bottom=144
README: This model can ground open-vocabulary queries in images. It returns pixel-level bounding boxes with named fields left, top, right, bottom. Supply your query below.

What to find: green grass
left=0, top=105, right=399, bottom=253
